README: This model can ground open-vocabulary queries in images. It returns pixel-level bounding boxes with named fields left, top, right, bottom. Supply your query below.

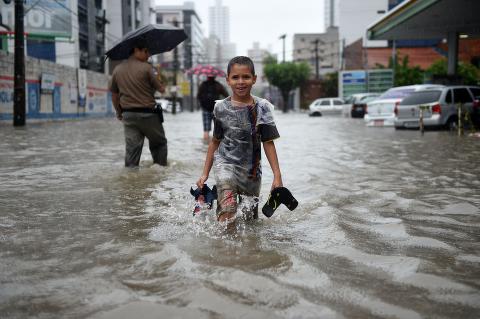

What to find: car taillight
left=474, top=100, right=480, bottom=109
left=431, top=103, right=441, bottom=114
left=365, top=105, right=368, bottom=114
left=394, top=101, right=400, bottom=116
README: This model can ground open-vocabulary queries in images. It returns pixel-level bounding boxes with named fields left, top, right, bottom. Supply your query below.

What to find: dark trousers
left=122, top=113, right=167, bottom=167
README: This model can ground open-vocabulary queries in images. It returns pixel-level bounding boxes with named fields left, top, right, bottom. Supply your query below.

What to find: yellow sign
left=180, top=81, right=190, bottom=95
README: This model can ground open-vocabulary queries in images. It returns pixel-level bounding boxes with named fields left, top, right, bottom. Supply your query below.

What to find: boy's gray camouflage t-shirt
left=212, top=96, right=279, bottom=193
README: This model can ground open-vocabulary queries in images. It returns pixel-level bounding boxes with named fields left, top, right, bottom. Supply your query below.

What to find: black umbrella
left=105, top=24, right=188, bottom=60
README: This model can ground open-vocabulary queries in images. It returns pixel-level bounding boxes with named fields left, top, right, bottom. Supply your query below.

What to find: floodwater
left=1, top=111, right=479, bottom=319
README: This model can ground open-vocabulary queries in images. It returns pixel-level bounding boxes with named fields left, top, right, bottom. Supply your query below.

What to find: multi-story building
left=154, top=2, right=205, bottom=72
left=338, top=0, right=388, bottom=48
left=208, top=0, right=235, bottom=64
left=0, top=0, right=153, bottom=74
left=247, top=42, right=270, bottom=89
left=0, top=0, right=84, bottom=68
left=293, top=27, right=340, bottom=77
left=209, top=0, right=229, bottom=44
left=154, top=2, right=205, bottom=109
left=105, top=0, right=154, bottom=73
left=77, top=0, right=109, bottom=72
left=324, top=0, right=340, bottom=31
left=204, top=35, right=221, bottom=69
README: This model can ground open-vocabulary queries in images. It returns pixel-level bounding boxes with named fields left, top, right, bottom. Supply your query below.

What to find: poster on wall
left=41, top=73, right=55, bottom=94
left=69, top=81, right=77, bottom=104
left=0, top=77, right=14, bottom=114
left=0, top=0, right=72, bottom=37
left=86, top=89, right=107, bottom=114
left=77, top=69, right=87, bottom=108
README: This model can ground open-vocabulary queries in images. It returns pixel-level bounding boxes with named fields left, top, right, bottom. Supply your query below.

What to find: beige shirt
left=109, top=56, right=163, bottom=109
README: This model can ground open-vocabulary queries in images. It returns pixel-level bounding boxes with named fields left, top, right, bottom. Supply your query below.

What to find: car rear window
left=454, top=88, right=473, bottom=103
left=470, top=88, right=480, bottom=99
left=360, top=95, right=379, bottom=103
left=400, top=90, right=442, bottom=105
left=379, top=88, right=415, bottom=99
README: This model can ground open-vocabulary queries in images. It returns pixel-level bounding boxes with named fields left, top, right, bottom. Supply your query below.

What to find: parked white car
left=309, top=98, right=345, bottom=116
left=364, top=84, right=444, bottom=127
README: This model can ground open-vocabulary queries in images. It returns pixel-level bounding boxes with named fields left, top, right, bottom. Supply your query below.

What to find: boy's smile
left=226, top=64, right=257, bottom=102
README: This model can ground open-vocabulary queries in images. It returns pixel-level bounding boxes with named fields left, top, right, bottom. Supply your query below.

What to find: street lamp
left=279, top=34, right=286, bottom=63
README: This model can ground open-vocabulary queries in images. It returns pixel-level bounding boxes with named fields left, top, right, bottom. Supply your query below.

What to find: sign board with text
left=339, top=69, right=393, bottom=98
left=0, top=0, right=72, bottom=37
left=41, top=73, right=55, bottom=93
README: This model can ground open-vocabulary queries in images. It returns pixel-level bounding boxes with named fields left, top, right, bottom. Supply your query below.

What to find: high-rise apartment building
left=324, top=0, right=340, bottom=30
left=207, top=0, right=235, bottom=63
left=209, top=0, right=229, bottom=44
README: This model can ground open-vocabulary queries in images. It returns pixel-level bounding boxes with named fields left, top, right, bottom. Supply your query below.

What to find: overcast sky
left=155, top=0, right=326, bottom=60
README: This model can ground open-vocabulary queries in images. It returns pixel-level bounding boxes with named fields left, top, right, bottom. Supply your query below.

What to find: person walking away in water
left=196, top=56, right=284, bottom=224
left=109, top=39, right=167, bottom=167
left=197, top=75, right=228, bottom=141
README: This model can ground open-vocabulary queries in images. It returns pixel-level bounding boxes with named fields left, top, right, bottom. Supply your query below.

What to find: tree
left=264, top=57, right=310, bottom=112
left=376, top=54, right=423, bottom=86
left=321, top=72, right=338, bottom=97
left=426, top=59, right=480, bottom=85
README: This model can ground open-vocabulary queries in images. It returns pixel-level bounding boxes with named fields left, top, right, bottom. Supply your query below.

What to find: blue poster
left=53, top=86, right=61, bottom=114
left=27, top=83, right=39, bottom=115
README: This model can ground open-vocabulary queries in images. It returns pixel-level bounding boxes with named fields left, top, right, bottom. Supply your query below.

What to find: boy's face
left=226, top=64, right=257, bottom=100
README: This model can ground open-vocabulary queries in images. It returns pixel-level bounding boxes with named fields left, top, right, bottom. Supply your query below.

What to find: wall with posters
left=0, top=51, right=112, bottom=121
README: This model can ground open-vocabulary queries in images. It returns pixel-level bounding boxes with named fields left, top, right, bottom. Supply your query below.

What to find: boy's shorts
left=202, top=111, right=213, bottom=131
left=216, top=180, right=261, bottom=220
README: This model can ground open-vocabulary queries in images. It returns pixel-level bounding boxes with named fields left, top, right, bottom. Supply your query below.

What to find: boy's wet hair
left=227, top=56, right=255, bottom=76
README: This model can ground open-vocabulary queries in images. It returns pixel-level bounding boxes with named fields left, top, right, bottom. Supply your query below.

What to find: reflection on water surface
left=1, top=113, right=479, bottom=318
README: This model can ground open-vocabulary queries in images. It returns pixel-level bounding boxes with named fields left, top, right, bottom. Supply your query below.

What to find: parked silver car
left=394, top=86, right=480, bottom=130
left=364, top=84, right=444, bottom=127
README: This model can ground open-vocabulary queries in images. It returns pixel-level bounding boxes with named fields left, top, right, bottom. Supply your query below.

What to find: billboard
left=339, top=69, right=393, bottom=98
left=0, top=0, right=72, bottom=37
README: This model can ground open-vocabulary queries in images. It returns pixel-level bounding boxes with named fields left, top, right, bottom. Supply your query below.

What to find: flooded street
left=1, top=111, right=480, bottom=319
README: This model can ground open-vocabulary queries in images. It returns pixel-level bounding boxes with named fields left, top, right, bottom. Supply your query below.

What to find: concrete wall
left=0, top=51, right=112, bottom=122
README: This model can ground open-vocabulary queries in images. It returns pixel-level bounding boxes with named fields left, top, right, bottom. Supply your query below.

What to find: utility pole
left=13, top=0, right=25, bottom=126
left=391, top=39, right=396, bottom=85
left=171, top=18, right=178, bottom=115
left=313, top=39, right=319, bottom=79
left=279, top=34, right=286, bottom=63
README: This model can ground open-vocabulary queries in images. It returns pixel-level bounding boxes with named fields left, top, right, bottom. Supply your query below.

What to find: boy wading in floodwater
left=196, top=56, right=284, bottom=224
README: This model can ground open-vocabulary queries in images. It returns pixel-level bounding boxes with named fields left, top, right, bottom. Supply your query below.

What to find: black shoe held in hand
left=262, top=187, right=298, bottom=218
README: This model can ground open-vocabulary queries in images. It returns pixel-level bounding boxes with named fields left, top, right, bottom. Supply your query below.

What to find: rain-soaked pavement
left=1, top=111, right=480, bottom=319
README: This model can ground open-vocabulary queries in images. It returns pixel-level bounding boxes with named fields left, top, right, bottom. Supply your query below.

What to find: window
left=453, top=88, right=473, bottom=104
left=333, top=100, right=343, bottom=105
left=470, top=88, right=480, bottom=100
left=400, top=91, right=442, bottom=105
left=360, top=95, right=379, bottom=103
left=379, top=88, right=415, bottom=99
left=320, top=100, right=330, bottom=106
left=445, top=90, right=452, bottom=103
